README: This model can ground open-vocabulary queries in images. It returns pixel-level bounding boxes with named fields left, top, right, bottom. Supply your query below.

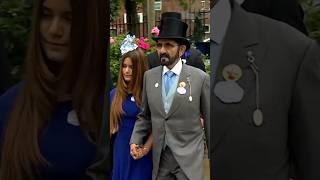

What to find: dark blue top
left=0, top=83, right=96, bottom=180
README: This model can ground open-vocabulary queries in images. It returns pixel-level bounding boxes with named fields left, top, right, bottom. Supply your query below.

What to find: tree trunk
left=125, top=0, right=138, bottom=35
left=144, top=0, right=155, bottom=38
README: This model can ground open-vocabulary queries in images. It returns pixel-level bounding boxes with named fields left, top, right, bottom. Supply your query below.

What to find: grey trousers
left=156, top=147, right=189, bottom=180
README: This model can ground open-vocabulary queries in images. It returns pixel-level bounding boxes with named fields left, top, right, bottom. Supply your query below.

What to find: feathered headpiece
left=120, top=34, right=138, bottom=55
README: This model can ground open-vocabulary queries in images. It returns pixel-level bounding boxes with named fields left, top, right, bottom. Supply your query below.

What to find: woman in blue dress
left=110, top=35, right=153, bottom=180
left=0, top=0, right=106, bottom=179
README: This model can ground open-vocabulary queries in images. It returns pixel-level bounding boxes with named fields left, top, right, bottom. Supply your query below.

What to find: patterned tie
left=164, top=71, right=175, bottom=95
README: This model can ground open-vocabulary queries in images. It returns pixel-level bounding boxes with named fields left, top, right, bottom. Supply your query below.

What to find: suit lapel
left=212, top=1, right=267, bottom=150
left=166, top=64, right=190, bottom=118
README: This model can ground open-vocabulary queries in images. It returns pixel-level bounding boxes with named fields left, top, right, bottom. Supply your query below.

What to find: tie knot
left=166, top=71, right=175, bottom=78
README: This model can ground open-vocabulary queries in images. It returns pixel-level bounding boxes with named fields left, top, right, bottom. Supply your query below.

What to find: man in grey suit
left=211, top=0, right=320, bottom=179
left=130, top=15, right=210, bottom=180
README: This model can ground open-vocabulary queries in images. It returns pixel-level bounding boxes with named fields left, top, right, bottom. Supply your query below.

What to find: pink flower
left=138, top=37, right=150, bottom=50
left=151, top=26, right=160, bottom=37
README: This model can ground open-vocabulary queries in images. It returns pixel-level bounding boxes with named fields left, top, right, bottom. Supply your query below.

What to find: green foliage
left=110, top=34, right=125, bottom=86
left=203, top=54, right=210, bottom=74
left=0, top=0, right=33, bottom=82
left=110, top=0, right=120, bottom=20
left=301, top=0, right=320, bottom=41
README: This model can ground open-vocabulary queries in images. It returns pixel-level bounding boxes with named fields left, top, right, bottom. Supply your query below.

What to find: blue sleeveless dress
left=110, top=88, right=152, bottom=180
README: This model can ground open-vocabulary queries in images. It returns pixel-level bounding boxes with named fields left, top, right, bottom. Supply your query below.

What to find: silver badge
left=214, top=81, right=244, bottom=103
left=67, top=110, right=80, bottom=126
left=253, top=109, right=263, bottom=126
left=177, top=87, right=186, bottom=95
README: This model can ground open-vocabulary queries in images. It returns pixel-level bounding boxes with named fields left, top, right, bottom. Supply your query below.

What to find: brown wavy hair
left=0, top=0, right=107, bottom=179
left=110, top=48, right=147, bottom=134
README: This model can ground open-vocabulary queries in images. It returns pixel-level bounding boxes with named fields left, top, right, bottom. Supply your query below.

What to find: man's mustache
left=160, top=53, right=169, bottom=59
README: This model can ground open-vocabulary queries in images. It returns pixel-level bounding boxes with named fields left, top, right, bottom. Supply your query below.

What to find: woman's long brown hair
left=110, top=48, right=147, bottom=134
left=0, top=0, right=107, bottom=179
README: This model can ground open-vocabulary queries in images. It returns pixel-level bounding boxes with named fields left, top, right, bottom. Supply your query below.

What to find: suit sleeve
left=290, top=41, right=320, bottom=179
left=130, top=72, right=152, bottom=145
left=201, top=73, right=210, bottom=158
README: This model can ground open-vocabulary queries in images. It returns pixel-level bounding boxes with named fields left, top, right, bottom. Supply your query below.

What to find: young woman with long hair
left=0, top=0, right=106, bottom=179
left=110, top=35, right=152, bottom=180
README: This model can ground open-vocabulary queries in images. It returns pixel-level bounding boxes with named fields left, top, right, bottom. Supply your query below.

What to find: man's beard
left=159, top=49, right=180, bottom=67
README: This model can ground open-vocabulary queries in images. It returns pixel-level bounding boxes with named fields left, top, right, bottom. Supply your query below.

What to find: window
left=154, top=0, right=162, bottom=11
left=123, top=13, right=144, bottom=23
left=137, top=13, right=143, bottom=23
left=204, top=24, right=210, bottom=34
left=201, top=0, right=210, bottom=11
left=124, top=13, right=127, bottom=24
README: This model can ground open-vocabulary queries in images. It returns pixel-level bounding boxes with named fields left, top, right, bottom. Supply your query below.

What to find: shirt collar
left=210, top=0, right=232, bottom=44
left=162, top=58, right=183, bottom=76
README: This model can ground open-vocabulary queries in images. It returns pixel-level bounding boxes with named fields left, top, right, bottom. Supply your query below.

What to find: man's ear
left=179, top=45, right=187, bottom=57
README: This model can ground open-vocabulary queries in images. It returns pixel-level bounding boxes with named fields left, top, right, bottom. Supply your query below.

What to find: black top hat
left=153, top=17, right=190, bottom=50
left=161, top=12, right=181, bottom=20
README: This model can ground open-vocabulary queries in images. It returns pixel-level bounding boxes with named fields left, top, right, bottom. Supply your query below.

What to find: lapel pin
left=177, top=87, right=186, bottom=95
left=214, top=81, right=244, bottom=103
left=189, top=96, right=193, bottom=102
left=222, top=64, right=243, bottom=81
left=155, top=82, right=159, bottom=88
left=67, top=110, right=80, bottom=126
left=179, top=81, right=186, bottom=88
left=253, top=109, right=263, bottom=126
left=131, top=96, right=135, bottom=102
